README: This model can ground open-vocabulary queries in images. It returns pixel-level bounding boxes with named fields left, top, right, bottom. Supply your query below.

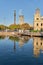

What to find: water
left=0, top=36, right=43, bottom=65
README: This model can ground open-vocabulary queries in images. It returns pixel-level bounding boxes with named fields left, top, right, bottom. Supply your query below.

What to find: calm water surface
left=0, top=36, right=43, bottom=65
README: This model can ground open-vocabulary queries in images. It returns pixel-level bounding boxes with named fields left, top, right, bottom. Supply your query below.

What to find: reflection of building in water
left=19, top=36, right=30, bottom=47
left=0, top=36, right=6, bottom=39
left=9, top=36, right=30, bottom=50
left=19, top=39, right=24, bottom=47
left=9, top=36, right=16, bottom=51
left=33, top=37, right=43, bottom=57
left=14, top=41, right=16, bottom=51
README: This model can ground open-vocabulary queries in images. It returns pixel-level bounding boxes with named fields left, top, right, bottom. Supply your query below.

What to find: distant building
left=14, top=10, right=16, bottom=24
left=34, top=8, right=43, bottom=31
left=19, top=15, right=24, bottom=25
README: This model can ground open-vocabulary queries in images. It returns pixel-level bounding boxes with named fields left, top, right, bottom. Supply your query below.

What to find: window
left=36, top=42, right=38, bottom=45
left=36, top=18, right=39, bottom=20
left=37, top=23, right=38, bottom=26
left=41, top=23, right=42, bottom=26
left=41, top=42, right=42, bottom=45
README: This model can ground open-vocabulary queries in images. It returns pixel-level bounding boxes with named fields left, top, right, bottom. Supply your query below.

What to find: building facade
left=34, top=8, right=43, bottom=31
left=19, top=15, right=24, bottom=25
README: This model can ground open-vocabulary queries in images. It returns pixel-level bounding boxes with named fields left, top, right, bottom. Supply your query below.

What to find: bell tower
left=34, top=8, right=40, bottom=22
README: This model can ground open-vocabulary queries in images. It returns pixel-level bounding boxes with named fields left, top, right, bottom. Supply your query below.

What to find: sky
left=0, top=0, right=43, bottom=26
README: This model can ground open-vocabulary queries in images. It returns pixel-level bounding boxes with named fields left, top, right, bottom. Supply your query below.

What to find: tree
left=9, top=24, right=20, bottom=30
left=20, top=23, right=30, bottom=30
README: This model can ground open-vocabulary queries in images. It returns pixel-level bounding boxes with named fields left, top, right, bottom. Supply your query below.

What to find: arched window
left=41, top=42, right=42, bottom=45
left=36, top=42, right=38, bottom=45
left=36, top=18, right=39, bottom=20
left=37, top=23, right=38, bottom=26
left=41, top=23, right=42, bottom=26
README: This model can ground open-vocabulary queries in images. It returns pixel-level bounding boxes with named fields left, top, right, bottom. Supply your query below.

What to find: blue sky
left=0, top=0, right=43, bottom=26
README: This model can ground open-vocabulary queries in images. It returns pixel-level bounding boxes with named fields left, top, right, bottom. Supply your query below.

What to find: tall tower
left=14, top=10, right=16, bottom=24
left=19, top=15, right=24, bottom=25
left=19, top=9, right=24, bottom=25
left=34, top=8, right=41, bottom=30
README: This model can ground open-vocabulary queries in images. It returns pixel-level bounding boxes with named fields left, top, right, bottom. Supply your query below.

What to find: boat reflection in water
left=33, top=37, right=43, bottom=57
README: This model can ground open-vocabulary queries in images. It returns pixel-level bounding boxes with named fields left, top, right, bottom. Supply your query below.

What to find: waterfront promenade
left=0, top=31, right=43, bottom=37
left=0, top=31, right=17, bottom=36
left=21, top=32, right=43, bottom=37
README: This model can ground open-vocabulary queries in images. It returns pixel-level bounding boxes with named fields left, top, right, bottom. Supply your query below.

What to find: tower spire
left=35, top=8, right=40, bottom=14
